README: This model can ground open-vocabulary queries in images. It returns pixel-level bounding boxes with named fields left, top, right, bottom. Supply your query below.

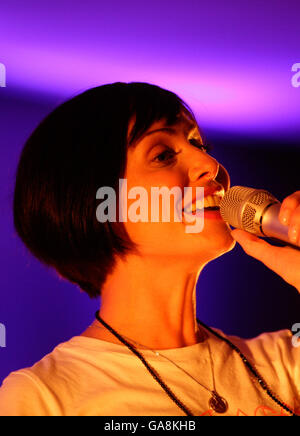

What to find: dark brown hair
left=13, top=82, right=197, bottom=298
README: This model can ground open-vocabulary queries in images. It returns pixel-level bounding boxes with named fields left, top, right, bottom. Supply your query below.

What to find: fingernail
left=289, top=226, right=299, bottom=243
left=280, top=209, right=291, bottom=226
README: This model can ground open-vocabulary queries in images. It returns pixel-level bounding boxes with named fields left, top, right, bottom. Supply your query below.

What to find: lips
left=182, top=184, right=225, bottom=213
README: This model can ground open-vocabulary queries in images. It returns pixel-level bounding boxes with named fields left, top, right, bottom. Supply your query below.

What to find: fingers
left=278, top=191, right=300, bottom=224
left=230, top=229, right=279, bottom=268
left=278, top=191, right=300, bottom=245
left=288, top=204, right=300, bottom=245
left=230, top=229, right=273, bottom=264
left=230, top=229, right=300, bottom=288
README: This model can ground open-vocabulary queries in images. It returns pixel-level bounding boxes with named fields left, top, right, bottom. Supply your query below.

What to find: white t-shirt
left=0, top=327, right=299, bottom=416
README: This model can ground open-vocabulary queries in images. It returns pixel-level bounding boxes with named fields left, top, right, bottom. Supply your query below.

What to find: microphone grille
left=242, top=204, right=257, bottom=233
left=220, top=186, right=278, bottom=231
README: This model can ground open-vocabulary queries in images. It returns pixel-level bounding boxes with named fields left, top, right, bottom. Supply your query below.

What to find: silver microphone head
left=219, top=186, right=280, bottom=236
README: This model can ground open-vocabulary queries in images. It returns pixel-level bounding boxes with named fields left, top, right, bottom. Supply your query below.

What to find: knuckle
left=282, top=192, right=300, bottom=208
left=289, top=209, right=300, bottom=226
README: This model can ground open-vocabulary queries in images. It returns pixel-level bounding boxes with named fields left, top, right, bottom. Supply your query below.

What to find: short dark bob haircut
left=13, top=82, right=200, bottom=298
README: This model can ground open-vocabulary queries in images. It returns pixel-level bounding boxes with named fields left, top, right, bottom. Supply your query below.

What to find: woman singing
left=0, top=82, right=299, bottom=416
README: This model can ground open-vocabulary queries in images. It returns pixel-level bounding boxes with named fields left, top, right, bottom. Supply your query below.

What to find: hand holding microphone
left=219, top=187, right=300, bottom=292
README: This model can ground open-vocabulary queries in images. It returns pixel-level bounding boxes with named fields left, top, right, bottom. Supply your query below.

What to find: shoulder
left=209, top=326, right=298, bottom=362
left=218, top=328, right=297, bottom=362
left=0, top=369, right=54, bottom=416
left=0, top=336, right=99, bottom=416
left=210, top=326, right=300, bottom=391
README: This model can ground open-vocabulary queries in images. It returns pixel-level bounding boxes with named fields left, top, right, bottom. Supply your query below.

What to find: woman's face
left=121, top=113, right=235, bottom=263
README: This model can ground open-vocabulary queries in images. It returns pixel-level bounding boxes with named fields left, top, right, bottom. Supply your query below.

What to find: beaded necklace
left=95, top=312, right=297, bottom=416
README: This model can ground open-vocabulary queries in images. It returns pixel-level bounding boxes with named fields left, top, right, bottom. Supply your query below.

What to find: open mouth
left=204, top=206, right=220, bottom=211
left=182, top=194, right=223, bottom=214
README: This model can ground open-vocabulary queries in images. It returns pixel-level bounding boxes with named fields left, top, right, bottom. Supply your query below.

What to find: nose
left=188, top=152, right=219, bottom=184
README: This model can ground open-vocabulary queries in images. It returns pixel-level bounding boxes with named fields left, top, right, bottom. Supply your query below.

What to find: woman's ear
left=216, top=163, right=231, bottom=192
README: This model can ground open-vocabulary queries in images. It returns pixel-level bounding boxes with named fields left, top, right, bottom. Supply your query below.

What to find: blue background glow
left=0, top=0, right=300, bottom=384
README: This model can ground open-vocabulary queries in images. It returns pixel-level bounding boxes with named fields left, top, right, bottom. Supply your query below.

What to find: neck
left=82, top=253, right=209, bottom=349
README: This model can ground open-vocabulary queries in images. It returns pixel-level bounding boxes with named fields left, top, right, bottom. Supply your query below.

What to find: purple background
left=0, top=0, right=300, bottom=384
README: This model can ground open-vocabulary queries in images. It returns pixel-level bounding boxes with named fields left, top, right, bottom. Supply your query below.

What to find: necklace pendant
left=209, top=391, right=228, bottom=414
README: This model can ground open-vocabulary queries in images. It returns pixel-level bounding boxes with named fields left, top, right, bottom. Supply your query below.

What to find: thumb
left=230, top=229, right=271, bottom=262
left=230, top=228, right=300, bottom=290
left=231, top=229, right=262, bottom=245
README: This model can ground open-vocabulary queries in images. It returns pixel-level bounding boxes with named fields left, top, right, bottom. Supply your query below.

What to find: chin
left=195, top=225, right=236, bottom=260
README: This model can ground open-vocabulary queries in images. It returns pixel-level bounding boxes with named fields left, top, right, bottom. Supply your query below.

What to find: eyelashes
left=152, top=139, right=214, bottom=165
left=152, top=149, right=180, bottom=164
left=188, top=138, right=214, bottom=153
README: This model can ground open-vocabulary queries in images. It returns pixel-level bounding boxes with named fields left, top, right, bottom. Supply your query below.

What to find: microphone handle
left=261, top=202, right=300, bottom=249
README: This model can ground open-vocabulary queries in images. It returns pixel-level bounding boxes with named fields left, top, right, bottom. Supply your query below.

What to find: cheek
left=216, top=164, right=230, bottom=192
left=120, top=161, right=187, bottom=245
left=122, top=168, right=186, bottom=220
left=119, top=183, right=186, bottom=247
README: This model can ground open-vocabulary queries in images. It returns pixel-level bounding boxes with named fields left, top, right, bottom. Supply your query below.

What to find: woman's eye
left=189, top=138, right=213, bottom=153
left=151, top=139, right=214, bottom=165
left=152, top=149, right=178, bottom=164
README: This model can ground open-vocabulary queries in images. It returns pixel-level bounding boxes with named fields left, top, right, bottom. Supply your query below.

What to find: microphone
left=219, top=186, right=299, bottom=248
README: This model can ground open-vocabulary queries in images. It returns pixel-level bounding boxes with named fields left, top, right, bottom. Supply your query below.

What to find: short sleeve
left=226, top=328, right=300, bottom=410
left=0, top=371, right=59, bottom=416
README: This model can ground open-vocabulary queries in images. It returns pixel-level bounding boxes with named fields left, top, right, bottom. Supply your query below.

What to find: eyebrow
left=144, top=127, right=178, bottom=138
left=130, top=125, right=198, bottom=148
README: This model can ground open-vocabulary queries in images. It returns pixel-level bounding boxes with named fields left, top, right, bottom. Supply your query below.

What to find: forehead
left=127, top=112, right=198, bottom=146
